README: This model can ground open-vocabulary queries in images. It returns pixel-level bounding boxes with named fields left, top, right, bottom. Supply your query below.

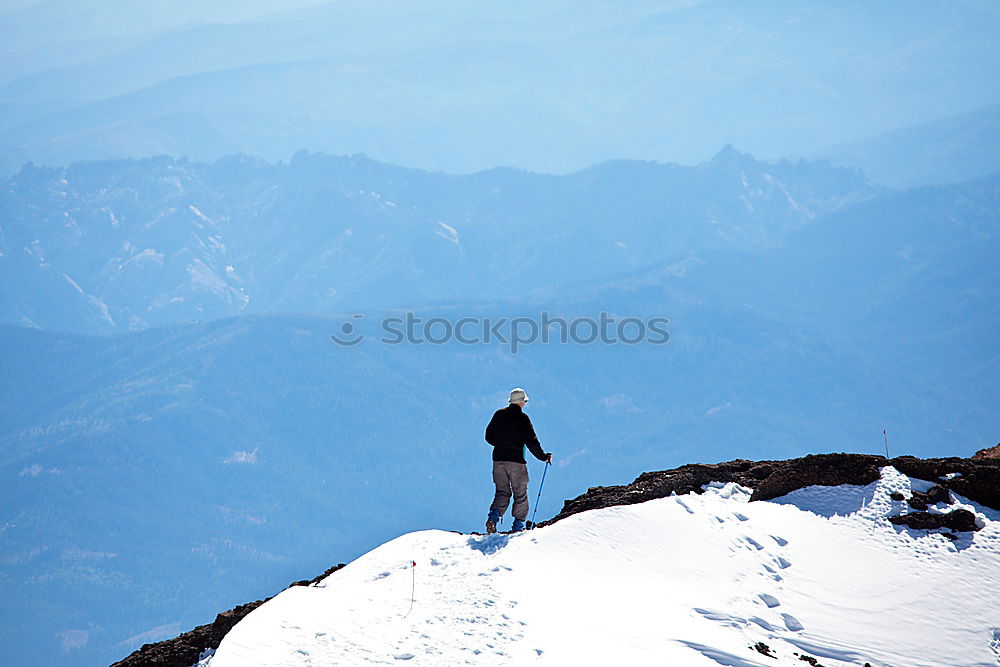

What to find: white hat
left=508, top=387, right=529, bottom=403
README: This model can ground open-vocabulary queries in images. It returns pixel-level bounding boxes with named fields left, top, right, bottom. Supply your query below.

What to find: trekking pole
left=529, top=461, right=550, bottom=529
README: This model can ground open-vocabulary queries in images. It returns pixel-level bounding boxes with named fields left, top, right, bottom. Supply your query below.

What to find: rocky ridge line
left=111, top=453, right=998, bottom=666
left=973, top=442, right=1000, bottom=459
left=538, top=453, right=999, bottom=527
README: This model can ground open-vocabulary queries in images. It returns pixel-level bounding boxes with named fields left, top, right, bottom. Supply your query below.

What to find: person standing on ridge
left=484, top=387, right=552, bottom=533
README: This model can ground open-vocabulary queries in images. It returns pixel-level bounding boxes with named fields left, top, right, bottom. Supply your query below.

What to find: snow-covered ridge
left=203, top=466, right=1000, bottom=666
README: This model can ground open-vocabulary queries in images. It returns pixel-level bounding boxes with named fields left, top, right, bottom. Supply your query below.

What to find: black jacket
left=485, top=403, right=549, bottom=464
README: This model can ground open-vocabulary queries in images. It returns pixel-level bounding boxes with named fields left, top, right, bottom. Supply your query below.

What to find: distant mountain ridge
left=1, top=1, right=999, bottom=176
left=816, top=103, right=1000, bottom=188
left=0, top=147, right=879, bottom=334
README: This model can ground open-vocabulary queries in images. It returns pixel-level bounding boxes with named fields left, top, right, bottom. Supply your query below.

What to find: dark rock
left=540, top=453, right=881, bottom=527
left=890, top=513, right=940, bottom=530
left=752, top=641, right=775, bottom=657
left=973, top=443, right=1000, bottom=460
left=109, top=600, right=266, bottom=667
left=538, top=458, right=770, bottom=525
left=889, top=456, right=1000, bottom=510
left=889, top=508, right=980, bottom=533
left=750, top=454, right=881, bottom=502
left=926, top=485, right=952, bottom=505
left=795, top=653, right=824, bottom=666
left=291, top=563, right=346, bottom=588
left=889, top=492, right=905, bottom=501
left=944, top=509, right=980, bottom=532
left=540, top=453, right=1000, bottom=528
left=906, top=484, right=951, bottom=511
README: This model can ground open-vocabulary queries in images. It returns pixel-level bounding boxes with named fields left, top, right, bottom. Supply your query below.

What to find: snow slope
left=206, top=467, right=1000, bottom=666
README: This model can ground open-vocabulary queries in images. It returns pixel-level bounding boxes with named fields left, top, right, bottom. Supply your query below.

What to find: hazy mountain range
left=816, top=104, right=1000, bottom=189
left=0, top=146, right=881, bottom=333
left=1, top=148, right=998, bottom=666
left=1, top=0, right=999, bottom=180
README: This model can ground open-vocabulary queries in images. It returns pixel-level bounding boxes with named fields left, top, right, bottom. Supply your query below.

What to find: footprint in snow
left=757, top=594, right=780, bottom=608
left=744, top=536, right=764, bottom=550
left=749, top=616, right=775, bottom=631
left=781, top=613, right=804, bottom=632
left=774, top=556, right=792, bottom=569
left=693, top=608, right=747, bottom=628
left=394, top=653, right=415, bottom=660
left=680, top=640, right=767, bottom=667
left=770, top=535, right=788, bottom=547
left=733, top=512, right=749, bottom=521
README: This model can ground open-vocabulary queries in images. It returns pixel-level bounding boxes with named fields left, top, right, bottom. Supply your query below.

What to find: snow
left=189, top=205, right=214, bottom=225
left=435, top=221, right=460, bottom=247
left=128, top=248, right=165, bottom=267
left=186, top=259, right=229, bottom=293
left=59, top=272, right=115, bottom=326
left=206, top=468, right=1000, bottom=666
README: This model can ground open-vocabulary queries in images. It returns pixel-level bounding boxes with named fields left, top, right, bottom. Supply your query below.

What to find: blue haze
left=2, top=151, right=998, bottom=666
left=0, top=1, right=998, bottom=666
left=1, top=1, right=999, bottom=180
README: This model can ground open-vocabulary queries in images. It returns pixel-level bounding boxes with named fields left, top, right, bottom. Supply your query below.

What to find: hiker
left=484, top=387, right=552, bottom=533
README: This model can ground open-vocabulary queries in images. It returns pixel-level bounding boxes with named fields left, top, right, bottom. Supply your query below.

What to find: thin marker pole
left=403, top=560, right=416, bottom=618
left=883, top=429, right=890, bottom=459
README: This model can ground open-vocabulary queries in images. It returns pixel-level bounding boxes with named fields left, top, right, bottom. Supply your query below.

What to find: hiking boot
left=486, top=510, right=500, bottom=534
left=511, top=518, right=525, bottom=532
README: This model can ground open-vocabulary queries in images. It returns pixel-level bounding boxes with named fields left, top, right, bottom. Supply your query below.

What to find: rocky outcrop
left=889, top=509, right=979, bottom=533
left=540, top=453, right=1000, bottom=527
left=905, top=485, right=952, bottom=510
left=110, top=564, right=347, bottom=667
left=888, top=456, right=1000, bottom=510
left=749, top=454, right=882, bottom=502
left=888, top=483, right=983, bottom=534
left=290, top=563, right=347, bottom=588
left=973, top=443, right=1000, bottom=460
left=109, top=601, right=267, bottom=667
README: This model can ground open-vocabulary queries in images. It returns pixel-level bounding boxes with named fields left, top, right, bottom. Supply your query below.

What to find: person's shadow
left=468, top=533, right=511, bottom=555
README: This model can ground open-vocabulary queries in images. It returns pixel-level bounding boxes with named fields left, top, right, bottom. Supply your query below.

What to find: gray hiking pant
left=490, top=461, right=530, bottom=521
